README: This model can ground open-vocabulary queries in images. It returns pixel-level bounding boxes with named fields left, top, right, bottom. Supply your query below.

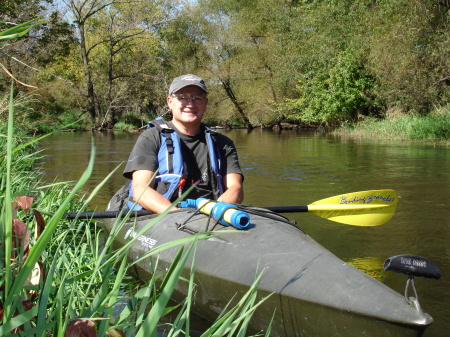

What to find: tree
left=92, top=2, right=168, bottom=127
left=365, top=0, right=450, bottom=113
left=163, top=0, right=312, bottom=128
left=61, top=0, right=177, bottom=127
left=62, top=0, right=113, bottom=124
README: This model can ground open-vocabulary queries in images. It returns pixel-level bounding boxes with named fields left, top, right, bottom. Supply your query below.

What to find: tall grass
left=336, top=107, right=450, bottom=145
left=0, top=85, right=269, bottom=336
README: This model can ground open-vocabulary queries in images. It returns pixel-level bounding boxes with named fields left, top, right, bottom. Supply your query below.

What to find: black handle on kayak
left=384, top=255, right=441, bottom=279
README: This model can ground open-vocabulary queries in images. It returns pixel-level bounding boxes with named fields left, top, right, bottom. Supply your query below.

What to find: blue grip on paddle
left=210, top=202, right=250, bottom=229
left=179, top=199, right=198, bottom=209
left=180, top=198, right=250, bottom=229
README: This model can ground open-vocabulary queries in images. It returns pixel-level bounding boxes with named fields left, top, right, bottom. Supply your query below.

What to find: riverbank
left=48, top=107, right=450, bottom=147
left=334, top=107, right=450, bottom=146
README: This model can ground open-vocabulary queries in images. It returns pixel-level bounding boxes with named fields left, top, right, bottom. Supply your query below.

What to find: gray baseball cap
left=168, top=74, right=208, bottom=96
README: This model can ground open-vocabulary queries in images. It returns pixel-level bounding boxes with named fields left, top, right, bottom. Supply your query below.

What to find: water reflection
left=347, top=256, right=387, bottom=282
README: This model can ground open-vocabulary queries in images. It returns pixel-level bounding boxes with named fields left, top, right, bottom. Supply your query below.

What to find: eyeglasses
left=172, top=93, right=207, bottom=104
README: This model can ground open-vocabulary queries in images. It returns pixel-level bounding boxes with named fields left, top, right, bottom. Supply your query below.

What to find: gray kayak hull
left=102, top=208, right=432, bottom=337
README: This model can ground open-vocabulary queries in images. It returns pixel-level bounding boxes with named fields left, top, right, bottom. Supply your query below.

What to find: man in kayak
left=123, top=74, right=244, bottom=213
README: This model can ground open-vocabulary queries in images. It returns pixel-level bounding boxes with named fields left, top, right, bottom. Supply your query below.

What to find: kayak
left=100, top=197, right=435, bottom=337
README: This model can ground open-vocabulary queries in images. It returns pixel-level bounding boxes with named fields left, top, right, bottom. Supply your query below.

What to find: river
left=38, top=129, right=449, bottom=337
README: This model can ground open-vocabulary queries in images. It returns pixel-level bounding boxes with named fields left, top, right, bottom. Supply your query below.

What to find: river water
left=38, top=129, right=449, bottom=337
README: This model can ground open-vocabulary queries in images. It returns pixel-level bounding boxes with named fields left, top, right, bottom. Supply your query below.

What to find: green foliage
left=0, top=130, right=39, bottom=202
left=0, top=0, right=46, bottom=23
left=279, top=51, right=376, bottom=126
left=175, top=0, right=450, bottom=129
left=0, top=18, right=41, bottom=43
left=337, top=106, right=450, bottom=143
left=112, top=121, right=138, bottom=130
left=0, top=92, right=86, bottom=134
left=36, top=108, right=86, bottom=133
left=364, top=0, right=450, bottom=114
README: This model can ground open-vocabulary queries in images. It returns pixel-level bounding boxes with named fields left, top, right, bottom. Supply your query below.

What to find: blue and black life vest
left=128, top=117, right=224, bottom=210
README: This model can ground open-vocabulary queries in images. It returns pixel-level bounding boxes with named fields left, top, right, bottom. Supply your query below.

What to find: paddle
left=263, top=189, right=398, bottom=226
left=63, top=189, right=398, bottom=226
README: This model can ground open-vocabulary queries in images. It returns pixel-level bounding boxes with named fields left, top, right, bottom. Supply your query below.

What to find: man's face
left=167, top=86, right=208, bottom=127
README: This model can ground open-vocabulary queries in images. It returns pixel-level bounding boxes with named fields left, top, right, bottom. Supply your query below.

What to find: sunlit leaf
left=16, top=195, right=34, bottom=213
left=106, top=327, right=126, bottom=337
left=12, top=218, right=30, bottom=254
left=65, top=319, right=98, bottom=337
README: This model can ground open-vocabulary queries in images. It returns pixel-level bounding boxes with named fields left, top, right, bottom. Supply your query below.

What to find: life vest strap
left=164, top=130, right=174, bottom=173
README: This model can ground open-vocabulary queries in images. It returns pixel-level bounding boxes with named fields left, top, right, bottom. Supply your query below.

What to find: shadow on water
left=38, top=129, right=449, bottom=337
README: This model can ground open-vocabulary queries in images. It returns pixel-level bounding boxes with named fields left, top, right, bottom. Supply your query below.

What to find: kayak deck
left=103, top=208, right=432, bottom=337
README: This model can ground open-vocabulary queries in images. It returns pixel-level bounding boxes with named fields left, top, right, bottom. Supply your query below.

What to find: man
left=123, top=74, right=244, bottom=213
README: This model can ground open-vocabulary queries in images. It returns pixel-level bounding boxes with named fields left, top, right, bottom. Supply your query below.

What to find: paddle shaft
left=262, top=206, right=308, bottom=213
left=64, top=210, right=153, bottom=219
left=63, top=206, right=308, bottom=219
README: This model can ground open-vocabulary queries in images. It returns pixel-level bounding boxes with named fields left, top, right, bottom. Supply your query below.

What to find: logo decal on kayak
left=400, top=256, right=427, bottom=268
left=124, top=228, right=158, bottom=249
left=339, top=194, right=395, bottom=204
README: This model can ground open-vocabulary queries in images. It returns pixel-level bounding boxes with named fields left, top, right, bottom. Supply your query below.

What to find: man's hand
left=217, top=173, right=244, bottom=204
left=131, top=170, right=176, bottom=213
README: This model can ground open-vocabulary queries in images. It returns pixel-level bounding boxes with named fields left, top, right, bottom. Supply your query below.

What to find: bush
left=336, top=106, right=450, bottom=143
left=279, top=51, right=377, bottom=127
left=112, top=121, right=139, bottom=130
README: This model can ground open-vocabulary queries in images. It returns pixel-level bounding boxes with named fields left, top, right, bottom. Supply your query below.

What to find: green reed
left=336, top=107, right=450, bottom=144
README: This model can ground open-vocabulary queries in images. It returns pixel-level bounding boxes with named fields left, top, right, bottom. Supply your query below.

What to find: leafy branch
left=0, top=18, right=42, bottom=87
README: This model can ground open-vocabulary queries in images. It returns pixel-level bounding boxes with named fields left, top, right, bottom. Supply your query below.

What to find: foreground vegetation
left=336, top=106, right=450, bottom=145
left=1, top=1, right=450, bottom=131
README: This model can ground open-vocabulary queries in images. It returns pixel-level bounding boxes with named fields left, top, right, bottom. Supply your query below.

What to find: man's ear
left=166, top=96, right=172, bottom=105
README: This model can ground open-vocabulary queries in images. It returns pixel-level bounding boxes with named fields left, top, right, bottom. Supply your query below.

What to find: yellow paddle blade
left=308, top=189, right=398, bottom=226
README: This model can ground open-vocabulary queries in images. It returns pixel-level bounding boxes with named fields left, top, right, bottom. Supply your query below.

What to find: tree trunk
left=264, top=114, right=286, bottom=129
left=78, top=22, right=99, bottom=123
left=220, top=78, right=254, bottom=129
left=107, top=33, right=115, bottom=127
